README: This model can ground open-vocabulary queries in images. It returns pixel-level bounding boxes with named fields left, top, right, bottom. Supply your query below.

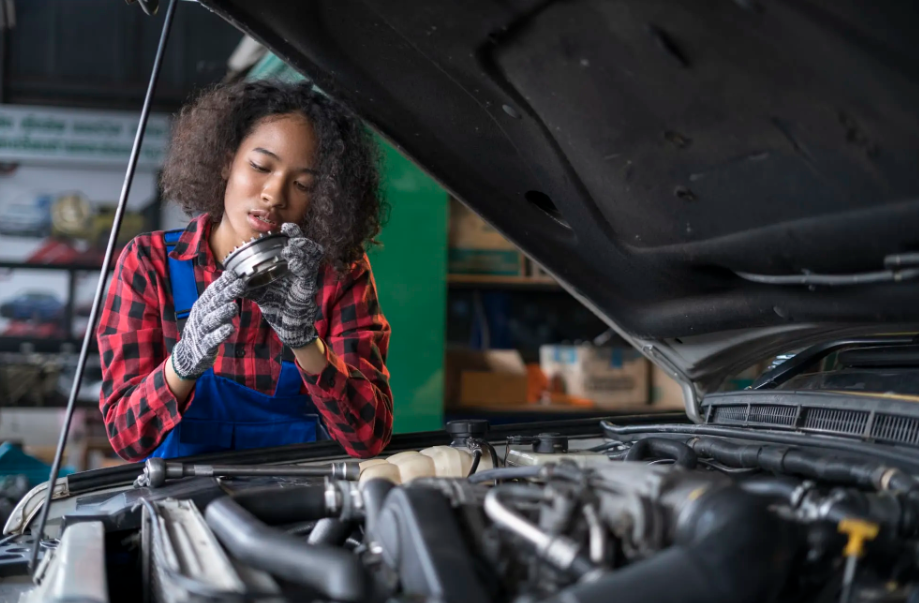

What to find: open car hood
left=199, top=0, right=919, bottom=419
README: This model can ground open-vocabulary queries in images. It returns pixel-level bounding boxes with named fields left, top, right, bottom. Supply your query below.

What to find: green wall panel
left=248, top=54, right=447, bottom=433
left=371, top=140, right=447, bottom=433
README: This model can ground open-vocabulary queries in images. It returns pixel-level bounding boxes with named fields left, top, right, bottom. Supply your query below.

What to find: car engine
left=18, top=420, right=919, bottom=603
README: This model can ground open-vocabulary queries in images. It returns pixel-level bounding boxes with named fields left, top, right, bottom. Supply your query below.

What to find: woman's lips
left=247, top=211, right=277, bottom=233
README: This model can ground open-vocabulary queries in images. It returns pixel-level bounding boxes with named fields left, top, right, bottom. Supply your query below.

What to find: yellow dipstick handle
left=838, top=518, right=879, bottom=557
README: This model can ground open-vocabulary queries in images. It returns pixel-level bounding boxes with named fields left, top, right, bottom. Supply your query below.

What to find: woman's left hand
left=247, top=223, right=324, bottom=349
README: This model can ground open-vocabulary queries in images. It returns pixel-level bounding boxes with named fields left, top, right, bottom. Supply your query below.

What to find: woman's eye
left=249, top=161, right=269, bottom=172
left=294, top=181, right=311, bottom=192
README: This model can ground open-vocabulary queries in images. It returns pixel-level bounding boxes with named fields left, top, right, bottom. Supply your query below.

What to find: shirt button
left=235, top=348, right=246, bottom=358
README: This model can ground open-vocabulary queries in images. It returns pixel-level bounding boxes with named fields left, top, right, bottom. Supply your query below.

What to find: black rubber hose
left=599, top=420, right=919, bottom=470
left=544, top=487, right=796, bottom=603
left=625, top=438, right=698, bottom=468
left=361, top=478, right=395, bottom=539
left=205, top=497, right=367, bottom=602
left=307, top=518, right=352, bottom=546
left=230, top=484, right=329, bottom=525
left=468, top=450, right=482, bottom=477
left=689, top=438, right=918, bottom=493
left=738, top=476, right=801, bottom=501
left=468, top=466, right=541, bottom=484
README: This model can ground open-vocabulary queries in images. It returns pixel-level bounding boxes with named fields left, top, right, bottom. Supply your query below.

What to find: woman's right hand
left=170, top=269, right=246, bottom=380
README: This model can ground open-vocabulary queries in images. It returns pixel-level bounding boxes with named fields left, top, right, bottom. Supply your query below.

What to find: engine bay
left=10, top=418, right=919, bottom=603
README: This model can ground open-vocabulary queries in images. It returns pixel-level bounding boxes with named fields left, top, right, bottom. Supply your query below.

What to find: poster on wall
left=0, top=105, right=169, bottom=266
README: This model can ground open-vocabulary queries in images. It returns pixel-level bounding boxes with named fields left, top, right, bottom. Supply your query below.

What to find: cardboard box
left=445, top=349, right=529, bottom=407
left=650, top=365, right=687, bottom=410
left=448, top=198, right=523, bottom=276
left=540, top=345, right=649, bottom=407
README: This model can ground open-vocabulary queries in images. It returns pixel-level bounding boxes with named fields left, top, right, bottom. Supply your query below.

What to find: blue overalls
left=149, top=230, right=329, bottom=459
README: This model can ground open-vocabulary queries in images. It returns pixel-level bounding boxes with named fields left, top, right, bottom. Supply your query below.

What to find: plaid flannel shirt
left=97, top=214, right=393, bottom=461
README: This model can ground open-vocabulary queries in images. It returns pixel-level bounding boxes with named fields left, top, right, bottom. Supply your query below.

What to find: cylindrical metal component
left=142, top=459, right=360, bottom=488
left=222, top=232, right=289, bottom=291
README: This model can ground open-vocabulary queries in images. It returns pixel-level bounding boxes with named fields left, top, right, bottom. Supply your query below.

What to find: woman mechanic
left=97, top=80, right=393, bottom=461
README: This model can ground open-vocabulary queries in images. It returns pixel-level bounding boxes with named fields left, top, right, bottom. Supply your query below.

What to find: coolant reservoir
left=358, top=445, right=493, bottom=485
left=359, top=461, right=402, bottom=484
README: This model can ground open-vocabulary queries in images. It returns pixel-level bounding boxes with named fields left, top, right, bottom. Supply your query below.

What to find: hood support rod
left=29, top=0, right=178, bottom=572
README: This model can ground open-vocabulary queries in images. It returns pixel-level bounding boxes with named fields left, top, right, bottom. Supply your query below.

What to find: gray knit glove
left=171, top=270, right=245, bottom=379
left=247, top=222, right=324, bottom=349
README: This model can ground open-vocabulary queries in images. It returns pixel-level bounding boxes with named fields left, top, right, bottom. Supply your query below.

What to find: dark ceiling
left=0, top=0, right=242, bottom=111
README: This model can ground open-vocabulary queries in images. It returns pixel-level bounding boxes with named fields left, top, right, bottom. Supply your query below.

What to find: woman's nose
left=260, top=176, right=287, bottom=207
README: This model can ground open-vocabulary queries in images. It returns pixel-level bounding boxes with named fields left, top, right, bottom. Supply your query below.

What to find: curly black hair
left=161, top=79, right=386, bottom=273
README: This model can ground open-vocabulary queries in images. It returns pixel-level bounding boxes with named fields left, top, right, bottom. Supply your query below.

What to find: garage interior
left=0, top=0, right=751, bottom=506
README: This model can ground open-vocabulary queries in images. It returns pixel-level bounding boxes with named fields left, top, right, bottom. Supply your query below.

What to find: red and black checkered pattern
left=96, top=214, right=393, bottom=461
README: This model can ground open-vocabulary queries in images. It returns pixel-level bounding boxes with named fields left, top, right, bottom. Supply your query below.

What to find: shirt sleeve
left=299, top=259, right=394, bottom=458
left=97, top=240, right=186, bottom=461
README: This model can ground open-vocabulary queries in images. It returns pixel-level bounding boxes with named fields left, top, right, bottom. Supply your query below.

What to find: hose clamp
left=540, top=536, right=580, bottom=570
left=324, top=481, right=343, bottom=515
left=880, top=468, right=899, bottom=491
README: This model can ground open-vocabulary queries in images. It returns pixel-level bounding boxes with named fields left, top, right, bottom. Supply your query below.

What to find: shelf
left=0, top=262, right=114, bottom=273
left=447, top=274, right=560, bottom=290
left=0, top=337, right=94, bottom=354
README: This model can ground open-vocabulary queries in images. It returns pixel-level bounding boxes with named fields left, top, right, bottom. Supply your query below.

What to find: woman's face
left=213, top=112, right=318, bottom=256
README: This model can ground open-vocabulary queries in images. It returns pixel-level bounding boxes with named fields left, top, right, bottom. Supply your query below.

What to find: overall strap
left=163, top=229, right=201, bottom=337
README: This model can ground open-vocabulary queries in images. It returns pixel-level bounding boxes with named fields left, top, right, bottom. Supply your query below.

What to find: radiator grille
left=747, top=405, right=797, bottom=427
left=711, top=404, right=797, bottom=427
left=871, top=414, right=919, bottom=446
left=802, top=408, right=868, bottom=435
left=707, top=402, right=919, bottom=448
left=712, top=405, right=747, bottom=424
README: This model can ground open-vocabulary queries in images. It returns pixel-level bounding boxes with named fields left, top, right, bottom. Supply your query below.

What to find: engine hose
left=740, top=477, right=919, bottom=538
left=625, top=438, right=698, bottom=468
left=689, top=437, right=918, bottom=493
left=544, top=487, right=796, bottom=603
left=361, top=478, right=395, bottom=539
left=599, top=420, right=919, bottom=470
left=738, top=476, right=801, bottom=501
left=468, top=450, right=482, bottom=477
left=307, top=518, right=352, bottom=546
left=228, top=484, right=329, bottom=525
left=205, top=496, right=368, bottom=602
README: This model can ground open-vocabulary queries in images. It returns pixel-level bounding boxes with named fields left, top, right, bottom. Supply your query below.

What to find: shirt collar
left=167, top=214, right=220, bottom=272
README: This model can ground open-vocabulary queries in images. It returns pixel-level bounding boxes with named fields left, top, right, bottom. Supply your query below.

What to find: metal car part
left=483, top=485, right=594, bottom=578
left=3, top=479, right=69, bottom=537
left=142, top=498, right=281, bottom=603
left=137, top=457, right=359, bottom=488
left=204, top=496, right=368, bottom=602
left=221, top=231, right=290, bottom=292
left=24, top=522, right=107, bottom=603
left=374, top=486, right=493, bottom=602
